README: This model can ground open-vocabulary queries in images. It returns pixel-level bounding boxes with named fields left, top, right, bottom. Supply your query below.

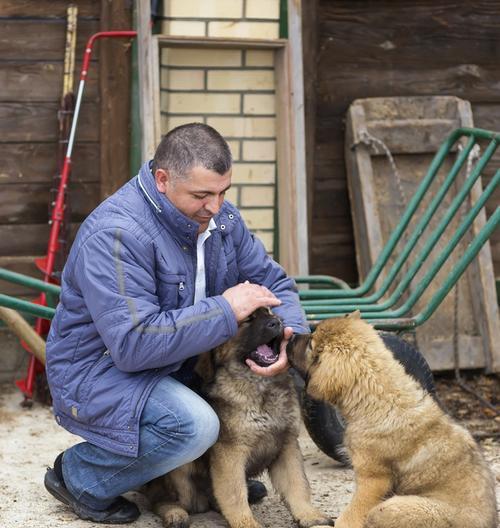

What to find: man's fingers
left=245, top=352, right=289, bottom=377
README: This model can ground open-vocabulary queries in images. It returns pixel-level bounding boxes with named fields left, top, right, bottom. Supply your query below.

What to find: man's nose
left=204, top=195, right=222, bottom=215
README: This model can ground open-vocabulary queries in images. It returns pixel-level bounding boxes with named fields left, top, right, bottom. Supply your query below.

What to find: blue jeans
left=61, top=376, right=220, bottom=510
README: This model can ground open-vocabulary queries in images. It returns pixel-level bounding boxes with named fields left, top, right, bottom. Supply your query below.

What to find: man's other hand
left=222, top=281, right=281, bottom=322
left=245, top=326, right=292, bottom=377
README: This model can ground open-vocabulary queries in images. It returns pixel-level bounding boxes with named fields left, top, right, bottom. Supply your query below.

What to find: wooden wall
left=304, top=0, right=500, bottom=283
left=0, top=0, right=132, bottom=298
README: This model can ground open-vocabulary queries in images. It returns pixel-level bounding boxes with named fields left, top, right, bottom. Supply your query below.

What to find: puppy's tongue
left=253, top=344, right=278, bottom=365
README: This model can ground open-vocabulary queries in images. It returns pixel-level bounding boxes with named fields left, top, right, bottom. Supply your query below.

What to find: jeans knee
left=188, top=399, right=220, bottom=456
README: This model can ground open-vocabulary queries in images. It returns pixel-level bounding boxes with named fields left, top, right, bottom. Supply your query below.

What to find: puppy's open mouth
left=248, top=336, right=281, bottom=367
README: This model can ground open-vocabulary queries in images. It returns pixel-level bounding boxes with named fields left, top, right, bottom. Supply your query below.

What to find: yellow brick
left=208, top=21, right=279, bottom=39
left=231, top=163, right=275, bottom=183
left=162, top=20, right=206, bottom=36
left=207, top=117, right=275, bottom=138
left=246, top=0, right=280, bottom=19
left=224, top=187, right=238, bottom=204
left=165, top=92, right=241, bottom=114
left=242, top=140, right=276, bottom=161
left=255, top=231, right=274, bottom=252
left=245, top=50, right=275, bottom=67
left=161, top=69, right=205, bottom=90
left=207, top=70, right=274, bottom=91
left=165, top=0, right=243, bottom=18
left=160, top=92, right=169, bottom=113
left=240, top=185, right=275, bottom=207
left=161, top=48, right=242, bottom=67
left=243, top=94, right=275, bottom=115
left=241, top=208, right=274, bottom=230
left=162, top=115, right=205, bottom=133
left=227, top=140, right=240, bottom=161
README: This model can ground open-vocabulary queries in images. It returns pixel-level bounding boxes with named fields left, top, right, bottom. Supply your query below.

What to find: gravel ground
left=0, top=378, right=498, bottom=528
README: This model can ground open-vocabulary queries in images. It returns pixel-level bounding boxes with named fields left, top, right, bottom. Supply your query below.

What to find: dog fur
left=145, top=308, right=333, bottom=528
left=287, top=312, right=498, bottom=528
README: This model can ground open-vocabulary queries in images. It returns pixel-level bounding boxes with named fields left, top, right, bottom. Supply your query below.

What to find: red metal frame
left=17, top=31, right=137, bottom=401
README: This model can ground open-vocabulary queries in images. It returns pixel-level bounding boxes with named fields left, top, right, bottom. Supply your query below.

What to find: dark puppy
left=146, top=307, right=333, bottom=528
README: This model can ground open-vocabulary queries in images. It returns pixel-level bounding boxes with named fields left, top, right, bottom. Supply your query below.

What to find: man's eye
left=193, top=194, right=207, bottom=199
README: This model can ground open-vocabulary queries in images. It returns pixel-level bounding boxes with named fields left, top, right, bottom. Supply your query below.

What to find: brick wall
left=160, top=0, right=281, bottom=254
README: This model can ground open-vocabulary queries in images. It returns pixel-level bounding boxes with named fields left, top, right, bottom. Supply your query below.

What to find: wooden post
left=0, top=307, right=46, bottom=364
left=137, top=0, right=159, bottom=162
left=285, top=0, right=309, bottom=275
left=301, top=0, right=318, bottom=269
left=99, top=0, right=133, bottom=199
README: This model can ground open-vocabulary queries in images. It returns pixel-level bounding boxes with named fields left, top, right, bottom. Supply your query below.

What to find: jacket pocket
left=157, top=272, right=187, bottom=310
left=75, top=350, right=112, bottom=404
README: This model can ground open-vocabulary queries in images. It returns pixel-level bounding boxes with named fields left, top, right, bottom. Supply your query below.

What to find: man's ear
left=155, top=168, right=170, bottom=193
left=345, top=310, right=361, bottom=319
left=194, top=351, right=215, bottom=383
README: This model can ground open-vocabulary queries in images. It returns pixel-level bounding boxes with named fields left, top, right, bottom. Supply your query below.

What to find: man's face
left=155, top=165, right=232, bottom=233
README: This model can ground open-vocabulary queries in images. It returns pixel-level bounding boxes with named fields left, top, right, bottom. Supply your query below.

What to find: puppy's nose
left=266, top=318, right=282, bottom=331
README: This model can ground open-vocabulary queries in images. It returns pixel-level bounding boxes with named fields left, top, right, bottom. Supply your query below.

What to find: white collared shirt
left=194, top=218, right=217, bottom=303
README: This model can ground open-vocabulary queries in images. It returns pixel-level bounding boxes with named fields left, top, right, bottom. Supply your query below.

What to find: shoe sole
left=44, top=468, right=139, bottom=524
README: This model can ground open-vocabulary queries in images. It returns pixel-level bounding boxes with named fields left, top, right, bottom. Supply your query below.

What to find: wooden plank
left=0, top=223, right=80, bottom=257
left=345, top=102, right=383, bottom=278
left=0, top=182, right=100, bottom=225
left=137, top=0, right=157, bottom=161
left=0, top=142, right=100, bottom=184
left=275, top=44, right=297, bottom=274
left=99, top=0, right=133, bottom=200
left=0, top=101, right=99, bottom=142
left=156, top=35, right=287, bottom=49
left=0, top=19, right=100, bottom=61
left=318, top=2, right=500, bottom=68
left=284, top=0, right=309, bottom=275
left=1, top=0, right=99, bottom=18
left=344, top=96, right=500, bottom=371
left=0, top=61, right=98, bottom=102
left=301, top=0, right=318, bottom=256
left=316, top=66, right=500, bottom=116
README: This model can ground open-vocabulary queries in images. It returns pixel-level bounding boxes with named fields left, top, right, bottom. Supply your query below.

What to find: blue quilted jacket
left=46, top=161, right=308, bottom=457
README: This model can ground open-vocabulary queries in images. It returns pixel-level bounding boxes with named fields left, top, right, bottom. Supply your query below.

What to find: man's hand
left=222, top=281, right=281, bottom=322
left=246, top=326, right=293, bottom=377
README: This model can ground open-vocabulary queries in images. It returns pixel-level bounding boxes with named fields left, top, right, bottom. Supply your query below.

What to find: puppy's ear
left=345, top=310, right=361, bottom=319
left=194, top=351, right=215, bottom=383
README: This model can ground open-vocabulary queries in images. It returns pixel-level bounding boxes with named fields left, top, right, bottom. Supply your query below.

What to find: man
left=44, top=123, right=309, bottom=523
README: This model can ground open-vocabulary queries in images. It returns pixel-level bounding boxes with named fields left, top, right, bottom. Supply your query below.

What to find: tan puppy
left=287, top=312, right=498, bottom=528
left=146, top=307, right=333, bottom=528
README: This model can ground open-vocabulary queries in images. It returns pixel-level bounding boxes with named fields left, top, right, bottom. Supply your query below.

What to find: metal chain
left=352, top=130, right=406, bottom=208
left=352, top=130, right=413, bottom=345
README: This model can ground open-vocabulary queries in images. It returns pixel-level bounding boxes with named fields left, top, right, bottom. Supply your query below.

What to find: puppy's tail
left=365, top=494, right=495, bottom=528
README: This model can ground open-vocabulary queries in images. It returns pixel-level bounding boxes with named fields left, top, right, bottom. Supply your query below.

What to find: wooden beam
left=301, top=0, right=318, bottom=271
left=137, top=0, right=158, bottom=161
left=156, top=35, right=287, bottom=49
left=99, top=0, right=133, bottom=200
left=285, top=0, right=309, bottom=275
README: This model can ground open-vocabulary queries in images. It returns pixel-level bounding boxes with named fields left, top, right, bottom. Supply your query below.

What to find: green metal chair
left=295, top=127, right=500, bottom=330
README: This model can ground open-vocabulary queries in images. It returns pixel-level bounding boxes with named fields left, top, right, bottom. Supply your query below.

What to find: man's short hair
left=152, top=123, right=232, bottom=179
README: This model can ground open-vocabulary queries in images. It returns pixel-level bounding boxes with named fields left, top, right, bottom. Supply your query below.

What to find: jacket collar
left=136, top=161, right=237, bottom=246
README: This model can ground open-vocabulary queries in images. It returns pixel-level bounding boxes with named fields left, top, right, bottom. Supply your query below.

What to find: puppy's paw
left=297, top=509, right=335, bottom=528
left=155, top=503, right=190, bottom=528
left=231, top=515, right=262, bottom=528
left=299, top=520, right=335, bottom=528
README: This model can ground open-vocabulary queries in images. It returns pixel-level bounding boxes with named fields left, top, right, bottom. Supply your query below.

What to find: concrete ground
left=0, top=382, right=498, bottom=527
